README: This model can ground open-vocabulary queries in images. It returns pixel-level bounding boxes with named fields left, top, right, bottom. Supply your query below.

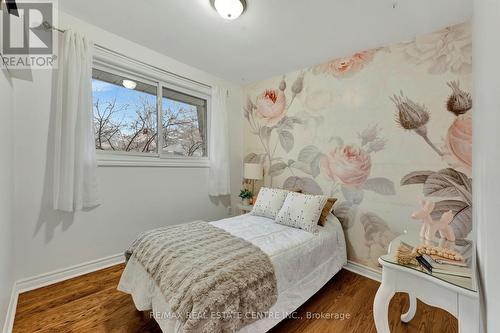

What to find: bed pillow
left=250, top=187, right=289, bottom=219
left=318, top=198, right=337, bottom=226
left=275, top=192, right=327, bottom=233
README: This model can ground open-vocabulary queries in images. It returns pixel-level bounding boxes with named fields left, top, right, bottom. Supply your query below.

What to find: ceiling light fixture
left=122, top=79, right=137, bottom=89
left=212, top=0, right=246, bottom=20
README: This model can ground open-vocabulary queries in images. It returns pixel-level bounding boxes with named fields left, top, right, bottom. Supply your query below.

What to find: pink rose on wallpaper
left=322, top=145, right=372, bottom=188
left=312, top=50, right=377, bottom=78
left=255, top=89, right=287, bottom=126
left=445, top=115, right=472, bottom=176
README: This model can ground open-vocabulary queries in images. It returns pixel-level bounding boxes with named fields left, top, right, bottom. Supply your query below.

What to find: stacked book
left=405, top=240, right=473, bottom=278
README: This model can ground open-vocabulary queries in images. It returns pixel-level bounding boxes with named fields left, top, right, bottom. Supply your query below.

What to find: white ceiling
left=60, top=0, right=472, bottom=84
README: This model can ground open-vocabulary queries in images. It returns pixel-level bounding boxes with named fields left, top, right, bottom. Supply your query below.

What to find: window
left=92, top=69, right=158, bottom=154
left=91, top=55, right=210, bottom=167
left=162, top=87, right=207, bottom=157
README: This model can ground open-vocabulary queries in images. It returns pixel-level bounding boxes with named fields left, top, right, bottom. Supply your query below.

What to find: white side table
left=236, top=203, right=253, bottom=214
left=373, top=234, right=479, bottom=333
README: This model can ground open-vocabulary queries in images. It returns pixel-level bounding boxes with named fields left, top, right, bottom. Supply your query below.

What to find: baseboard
left=2, top=284, right=18, bottom=333
left=2, top=253, right=125, bottom=333
left=15, top=253, right=124, bottom=293
left=344, top=260, right=382, bottom=282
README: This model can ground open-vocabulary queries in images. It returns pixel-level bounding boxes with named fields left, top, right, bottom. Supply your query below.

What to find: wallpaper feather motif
left=243, top=22, right=472, bottom=269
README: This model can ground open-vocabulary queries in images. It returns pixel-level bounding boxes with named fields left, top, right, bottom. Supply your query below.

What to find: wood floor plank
left=15, top=265, right=125, bottom=321
left=13, top=266, right=457, bottom=333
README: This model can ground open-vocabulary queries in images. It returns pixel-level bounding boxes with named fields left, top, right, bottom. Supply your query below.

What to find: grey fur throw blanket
left=125, top=221, right=278, bottom=333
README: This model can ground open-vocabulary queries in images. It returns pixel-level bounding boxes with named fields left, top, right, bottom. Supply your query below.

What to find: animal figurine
left=411, top=200, right=456, bottom=242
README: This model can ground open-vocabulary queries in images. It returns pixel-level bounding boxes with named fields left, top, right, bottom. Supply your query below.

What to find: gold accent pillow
left=318, top=198, right=337, bottom=226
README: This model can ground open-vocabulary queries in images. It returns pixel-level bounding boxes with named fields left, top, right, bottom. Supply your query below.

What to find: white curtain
left=208, top=86, right=231, bottom=196
left=53, top=31, right=100, bottom=212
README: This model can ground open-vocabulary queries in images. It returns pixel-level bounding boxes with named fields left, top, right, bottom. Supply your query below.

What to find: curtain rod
left=42, top=21, right=65, bottom=33
left=41, top=21, right=215, bottom=91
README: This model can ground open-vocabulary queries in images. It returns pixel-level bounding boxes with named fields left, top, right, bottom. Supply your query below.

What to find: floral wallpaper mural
left=243, top=22, right=472, bottom=270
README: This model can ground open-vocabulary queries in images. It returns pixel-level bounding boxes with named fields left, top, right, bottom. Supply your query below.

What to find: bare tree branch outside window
left=92, top=73, right=207, bottom=157
left=162, top=102, right=205, bottom=157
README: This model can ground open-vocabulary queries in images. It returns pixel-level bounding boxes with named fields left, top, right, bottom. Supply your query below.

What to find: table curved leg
left=401, top=294, right=417, bottom=323
left=373, top=280, right=395, bottom=333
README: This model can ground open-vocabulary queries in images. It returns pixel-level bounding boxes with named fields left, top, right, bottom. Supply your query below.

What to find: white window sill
left=97, top=155, right=210, bottom=168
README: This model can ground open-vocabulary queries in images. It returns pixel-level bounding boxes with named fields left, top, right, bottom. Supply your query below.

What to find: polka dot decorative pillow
left=250, top=187, right=289, bottom=219
left=275, top=192, right=327, bottom=233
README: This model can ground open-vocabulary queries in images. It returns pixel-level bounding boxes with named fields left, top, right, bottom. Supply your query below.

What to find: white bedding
left=118, top=213, right=347, bottom=333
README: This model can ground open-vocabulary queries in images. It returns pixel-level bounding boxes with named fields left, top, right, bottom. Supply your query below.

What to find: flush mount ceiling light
left=122, top=79, right=137, bottom=89
left=211, top=0, right=246, bottom=20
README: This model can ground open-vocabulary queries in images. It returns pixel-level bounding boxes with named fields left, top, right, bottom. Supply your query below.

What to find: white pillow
left=250, top=187, right=289, bottom=219
left=275, top=192, right=327, bottom=233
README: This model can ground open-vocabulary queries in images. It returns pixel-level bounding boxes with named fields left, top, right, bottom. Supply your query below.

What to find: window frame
left=92, top=47, right=212, bottom=168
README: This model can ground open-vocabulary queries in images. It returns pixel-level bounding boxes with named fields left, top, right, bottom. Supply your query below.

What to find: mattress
left=118, top=213, right=347, bottom=333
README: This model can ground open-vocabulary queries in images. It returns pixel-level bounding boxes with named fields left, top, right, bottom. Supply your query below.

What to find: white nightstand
left=236, top=203, right=253, bottom=214
left=373, top=234, right=479, bottom=333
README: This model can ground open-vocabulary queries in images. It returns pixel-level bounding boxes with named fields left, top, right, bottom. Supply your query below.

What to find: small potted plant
left=239, top=189, right=253, bottom=206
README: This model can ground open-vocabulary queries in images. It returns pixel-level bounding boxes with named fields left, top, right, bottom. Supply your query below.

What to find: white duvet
left=118, top=213, right=347, bottom=333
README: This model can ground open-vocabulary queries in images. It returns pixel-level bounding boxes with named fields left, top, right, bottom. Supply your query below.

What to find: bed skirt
left=118, top=247, right=346, bottom=333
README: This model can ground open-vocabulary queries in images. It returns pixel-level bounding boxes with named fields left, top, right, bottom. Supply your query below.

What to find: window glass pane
left=92, top=68, right=157, bottom=154
left=162, top=87, right=207, bottom=157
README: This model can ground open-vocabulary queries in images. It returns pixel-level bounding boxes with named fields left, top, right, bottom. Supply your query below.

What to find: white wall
left=473, top=1, right=500, bottom=331
left=12, top=12, right=243, bottom=281
left=0, top=70, right=14, bottom=330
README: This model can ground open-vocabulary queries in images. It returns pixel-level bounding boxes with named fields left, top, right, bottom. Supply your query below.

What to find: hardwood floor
left=13, top=265, right=457, bottom=333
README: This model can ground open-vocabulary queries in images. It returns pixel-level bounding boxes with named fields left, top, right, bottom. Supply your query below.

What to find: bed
left=118, top=212, right=347, bottom=333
